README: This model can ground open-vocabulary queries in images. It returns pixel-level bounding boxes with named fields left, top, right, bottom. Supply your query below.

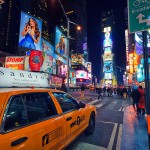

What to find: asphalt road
left=66, top=90, right=132, bottom=150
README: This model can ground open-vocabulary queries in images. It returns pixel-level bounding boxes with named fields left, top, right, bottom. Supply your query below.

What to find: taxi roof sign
left=0, top=67, right=49, bottom=88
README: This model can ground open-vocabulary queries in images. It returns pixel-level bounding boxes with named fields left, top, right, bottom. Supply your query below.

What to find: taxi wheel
left=85, top=113, right=95, bottom=135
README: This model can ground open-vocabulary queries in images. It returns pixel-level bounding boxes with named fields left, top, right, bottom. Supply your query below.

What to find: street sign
left=128, top=0, right=150, bottom=33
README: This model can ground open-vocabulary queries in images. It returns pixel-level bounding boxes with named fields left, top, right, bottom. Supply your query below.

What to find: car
left=0, top=88, right=96, bottom=150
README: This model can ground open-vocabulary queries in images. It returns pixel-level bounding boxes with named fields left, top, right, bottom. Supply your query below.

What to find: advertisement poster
left=0, top=67, right=49, bottom=88
left=42, top=38, right=54, bottom=57
left=41, top=54, right=53, bottom=73
left=55, top=27, right=67, bottom=57
left=104, top=61, right=113, bottom=73
left=103, top=51, right=112, bottom=61
left=104, top=73, right=112, bottom=80
left=19, top=12, right=42, bottom=50
left=5, top=56, right=24, bottom=70
left=86, top=62, right=91, bottom=73
left=52, top=58, right=57, bottom=74
left=60, top=64, right=67, bottom=76
left=76, top=70, right=88, bottom=79
left=71, top=54, right=82, bottom=65
left=24, top=50, right=44, bottom=72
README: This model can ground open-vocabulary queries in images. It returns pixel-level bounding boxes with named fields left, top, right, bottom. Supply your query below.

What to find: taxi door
left=0, top=94, right=37, bottom=150
left=22, top=92, right=66, bottom=150
left=52, top=92, right=86, bottom=146
left=0, top=92, right=66, bottom=150
left=63, top=95, right=88, bottom=145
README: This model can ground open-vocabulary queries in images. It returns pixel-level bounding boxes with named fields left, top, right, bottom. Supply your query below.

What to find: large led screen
left=19, top=12, right=42, bottom=51
left=86, top=62, right=91, bottom=73
left=135, top=31, right=150, bottom=55
left=76, top=70, right=88, bottom=79
left=103, top=61, right=113, bottom=73
left=55, top=27, right=67, bottom=58
left=42, top=38, right=54, bottom=57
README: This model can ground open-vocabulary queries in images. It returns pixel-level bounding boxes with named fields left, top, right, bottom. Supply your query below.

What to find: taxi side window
left=53, top=92, right=79, bottom=112
left=4, top=95, right=28, bottom=131
left=22, top=93, right=57, bottom=123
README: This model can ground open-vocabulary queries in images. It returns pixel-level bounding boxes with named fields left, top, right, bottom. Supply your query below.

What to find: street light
left=58, top=0, right=80, bottom=92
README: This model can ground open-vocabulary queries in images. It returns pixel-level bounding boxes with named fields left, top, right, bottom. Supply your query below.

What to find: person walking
left=98, top=85, right=102, bottom=99
left=60, top=83, right=67, bottom=92
left=107, top=87, right=110, bottom=97
left=81, top=84, right=85, bottom=99
left=131, top=85, right=140, bottom=115
left=138, top=85, right=145, bottom=115
left=128, top=86, right=132, bottom=98
left=103, top=86, right=106, bottom=96
left=122, top=86, right=127, bottom=99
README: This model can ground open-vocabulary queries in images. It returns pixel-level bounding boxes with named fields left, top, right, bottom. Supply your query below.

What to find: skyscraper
left=100, top=10, right=115, bottom=83
left=0, top=0, right=21, bottom=55
left=48, top=0, right=87, bottom=55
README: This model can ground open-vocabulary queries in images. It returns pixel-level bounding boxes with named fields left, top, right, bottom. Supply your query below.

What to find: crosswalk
left=88, top=99, right=106, bottom=108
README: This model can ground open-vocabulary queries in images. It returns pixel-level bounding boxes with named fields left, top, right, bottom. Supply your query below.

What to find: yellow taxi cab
left=0, top=88, right=96, bottom=150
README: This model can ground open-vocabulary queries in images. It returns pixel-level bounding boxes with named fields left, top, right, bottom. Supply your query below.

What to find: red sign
left=51, top=76, right=63, bottom=84
left=5, top=56, right=24, bottom=70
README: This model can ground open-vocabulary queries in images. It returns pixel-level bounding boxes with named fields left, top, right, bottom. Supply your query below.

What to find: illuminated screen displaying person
left=56, top=36, right=66, bottom=55
left=87, top=63, right=91, bottom=72
left=19, top=18, right=40, bottom=50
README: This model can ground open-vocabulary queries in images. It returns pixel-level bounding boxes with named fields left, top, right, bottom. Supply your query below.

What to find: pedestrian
left=81, top=83, right=85, bottom=99
left=60, top=83, right=67, bottom=92
left=107, top=87, right=110, bottom=97
left=110, top=87, right=113, bottom=97
left=98, top=85, right=102, bottom=99
left=138, top=85, right=145, bottom=115
left=122, top=86, right=127, bottom=99
left=127, top=86, right=132, bottom=97
left=131, top=85, right=140, bottom=115
left=103, top=86, right=106, bottom=96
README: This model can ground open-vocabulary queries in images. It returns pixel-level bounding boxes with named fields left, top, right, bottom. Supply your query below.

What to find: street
left=66, top=90, right=132, bottom=150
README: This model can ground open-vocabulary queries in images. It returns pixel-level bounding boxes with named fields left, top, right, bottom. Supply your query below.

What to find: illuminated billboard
left=5, top=56, right=24, bottom=70
left=42, top=38, right=54, bottom=57
left=135, top=31, right=150, bottom=55
left=103, top=61, right=113, bottom=73
left=76, top=70, right=88, bottom=79
left=60, top=64, right=67, bottom=76
left=24, top=50, right=44, bottom=72
left=71, top=54, right=82, bottom=65
left=19, top=12, right=42, bottom=51
left=103, top=27, right=112, bottom=48
left=104, top=73, right=112, bottom=80
left=55, top=27, right=67, bottom=58
left=83, top=43, right=88, bottom=55
left=86, top=62, right=91, bottom=73
left=41, top=54, right=53, bottom=73
left=103, top=51, right=113, bottom=61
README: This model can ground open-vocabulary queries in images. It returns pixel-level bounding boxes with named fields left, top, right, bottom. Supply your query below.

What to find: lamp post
left=58, top=0, right=80, bottom=92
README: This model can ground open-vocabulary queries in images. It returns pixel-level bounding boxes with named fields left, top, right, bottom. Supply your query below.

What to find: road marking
left=69, top=142, right=107, bottom=150
left=97, top=120, right=115, bottom=124
left=107, top=123, right=118, bottom=150
left=88, top=99, right=101, bottom=105
left=95, top=101, right=105, bottom=108
left=116, top=124, right=122, bottom=150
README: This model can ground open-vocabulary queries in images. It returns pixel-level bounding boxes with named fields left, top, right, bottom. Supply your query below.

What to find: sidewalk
left=121, top=105, right=148, bottom=150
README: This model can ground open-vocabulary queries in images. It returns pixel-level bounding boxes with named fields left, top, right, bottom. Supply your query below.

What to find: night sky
left=87, top=0, right=127, bottom=83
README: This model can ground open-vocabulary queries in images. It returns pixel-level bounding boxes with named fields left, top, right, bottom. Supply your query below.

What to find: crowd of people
left=55, top=83, right=146, bottom=116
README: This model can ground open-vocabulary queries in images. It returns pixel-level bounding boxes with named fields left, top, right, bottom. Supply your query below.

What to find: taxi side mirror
left=79, top=101, right=86, bottom=108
